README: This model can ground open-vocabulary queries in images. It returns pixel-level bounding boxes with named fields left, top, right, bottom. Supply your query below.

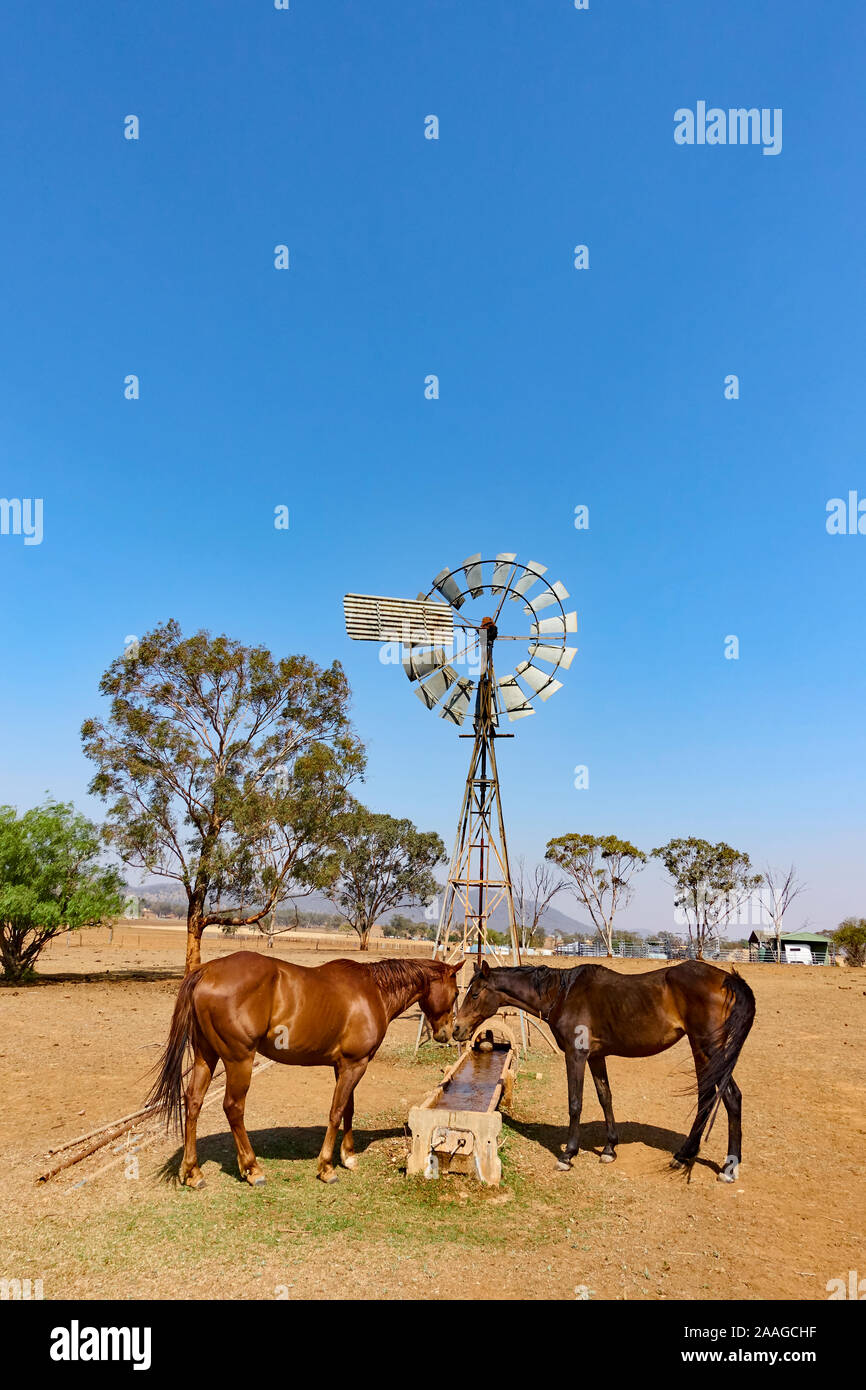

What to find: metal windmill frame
left=343, top=553, right=577, bottom=1050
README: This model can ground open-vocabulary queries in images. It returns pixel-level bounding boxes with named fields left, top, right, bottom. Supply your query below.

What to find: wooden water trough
left=406, top=1027, right=518, bottom=1186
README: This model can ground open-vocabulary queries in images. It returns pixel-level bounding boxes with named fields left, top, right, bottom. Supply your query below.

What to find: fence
left=40, top=923, right=436, bottom=959
left=208, top=931, right=434, bottom=957
left=555, top=940, right=836, bottom=966
left=38, top=926, right=838, bottom=967
left=553, top=941, right=737, bottom=961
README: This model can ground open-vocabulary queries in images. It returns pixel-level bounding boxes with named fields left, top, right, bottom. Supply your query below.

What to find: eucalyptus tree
left=82, top=620, right=364, bottom=972
left=323, top=805, right=445, bottom=951
left=544, top=833, right=647, bottom=957
left=652, top=837, right=763, bottom=961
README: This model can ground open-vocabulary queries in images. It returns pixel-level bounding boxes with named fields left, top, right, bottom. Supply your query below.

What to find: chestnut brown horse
left=453, top=959, right=755, bottom=1182
left=148, top=951, right=461, bottom=1187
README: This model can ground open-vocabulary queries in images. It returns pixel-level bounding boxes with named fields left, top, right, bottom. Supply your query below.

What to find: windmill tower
left=343, top=553, right=577, bottom=1038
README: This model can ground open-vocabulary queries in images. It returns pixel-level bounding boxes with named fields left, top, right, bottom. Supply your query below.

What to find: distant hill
left=484, top=898, right=596, bottom=938
left=127, top=882, right=598, bottom=938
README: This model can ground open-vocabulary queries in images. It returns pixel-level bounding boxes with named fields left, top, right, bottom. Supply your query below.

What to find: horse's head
left=420, top=961, right=462, bottom=1043
left=453, top=960, right=504, bottom=1042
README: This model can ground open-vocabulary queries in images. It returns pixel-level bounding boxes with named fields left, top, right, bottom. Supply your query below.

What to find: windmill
left=343, top=553, right=577, bottom=1041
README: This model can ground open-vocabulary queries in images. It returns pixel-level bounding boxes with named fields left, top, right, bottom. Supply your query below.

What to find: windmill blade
left=497, top=674, right=535, bottom=720
left=432, top=567, right=465, bottom=610
left=515, top=661, right=564, bottom=701
left=531, top=611, right=578, bottom=637
left=462, top=554, right=484, bottom=599
left=402, top=646, right=452, bottom=682
left=509, top=560, right=547, bottom=602
left=440, top=678, right=475, bottom=725
left=491, top=552, right=517, bottom=593
left=530, top=643, right=578, bottom=670
left=415, top=665, right=458, bottom=710
left=523, top=580, right=569, bottom=615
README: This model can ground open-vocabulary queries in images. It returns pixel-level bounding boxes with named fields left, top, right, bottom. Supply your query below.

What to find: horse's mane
left=492, top=961, right=590, bottom=1002
left=526, top=964, right=569, bottom=995
left=367, top=957, right=441, bottom=1003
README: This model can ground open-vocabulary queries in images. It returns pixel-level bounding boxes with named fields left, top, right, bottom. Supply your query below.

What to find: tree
left=513, top=857, right=564, bottom=950
left=832, top=917, right=866, bottom=968
left=82, top=620, right=364, bottom=973
left=385, top=913, right=421, bottom=939
left=0, top=800, right=124, bottom=982
left=323, top=805, right=445, bottom=951
left=544, top=833, right=648, bottom=957
left=652, top=838, right=763, bottom=961
left=485, top=929, right=510, bottom=949
left=759, top=864, right=807, bottom=962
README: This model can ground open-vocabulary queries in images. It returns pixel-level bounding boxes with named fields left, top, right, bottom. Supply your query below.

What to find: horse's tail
left=146, top=967, right=204, bottom=1133
left=702, top=968, right=756, bottom=1135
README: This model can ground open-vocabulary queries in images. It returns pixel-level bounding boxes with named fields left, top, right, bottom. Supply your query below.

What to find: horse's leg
left=556, top=1043, right=587, bottom=1171
left=716, top=1077, right=742, bottom=1183
left=671, top=1044, right=715, bottom=1170
left=336, top=1065, right=358, bottom=1170
left=223, top=1055, right=265, bottom=1187
left=588, top=1054, right=619, bottom=1163
left=317, top=1060, right=367, bottom=1183
left=179, top=1040, right=217, bottom=1189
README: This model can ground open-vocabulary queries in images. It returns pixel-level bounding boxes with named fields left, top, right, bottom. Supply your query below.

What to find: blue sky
left=1, top=1, right=864, bottom=934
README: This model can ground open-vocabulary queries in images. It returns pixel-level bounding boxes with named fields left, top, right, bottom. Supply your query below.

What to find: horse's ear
left=448, top=959, right=463, bottom=977
left=480, top=959, right=491, bottom=979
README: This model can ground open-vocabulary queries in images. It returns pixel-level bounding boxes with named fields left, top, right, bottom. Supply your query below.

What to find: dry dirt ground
left=1, top=934, right=864, bottom=1302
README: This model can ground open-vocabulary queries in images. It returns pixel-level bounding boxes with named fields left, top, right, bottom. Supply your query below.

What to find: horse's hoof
left=248, top=1174, right=266, bottom=1187
left=318, top=1169, right=339, bottom=1184
left=555, top=1159, right=572, bottom=1172
left=342, top=1154, right=358, bottom=1170
left=184, top=1175, right=205, bottom=1191
left=600, top=1152, right=616, bottom=1164
left=717, top=1170, right=736, bottom=1184
left=669, top=1158, right=688, bottom=1171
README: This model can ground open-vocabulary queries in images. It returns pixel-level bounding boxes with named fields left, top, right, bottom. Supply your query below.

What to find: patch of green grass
left=15, top=1041, right=585, bottom=1297
left=379, top=1040, right=457, bottom=1071
left=23, top=1121, right=603, bottom=1298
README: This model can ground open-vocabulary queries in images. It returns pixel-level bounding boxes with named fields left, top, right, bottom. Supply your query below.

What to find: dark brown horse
left=453, top=959, right=755, bottom=1182
left=148, top=952, right=461, bottom=1186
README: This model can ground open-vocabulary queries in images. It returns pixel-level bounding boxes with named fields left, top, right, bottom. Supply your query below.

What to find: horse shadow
left=157, top=1122, right=404, bottom=1185
left=27, top=968, right=181, bottom=987
left=502, top=1114, right=721, bottom=1177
